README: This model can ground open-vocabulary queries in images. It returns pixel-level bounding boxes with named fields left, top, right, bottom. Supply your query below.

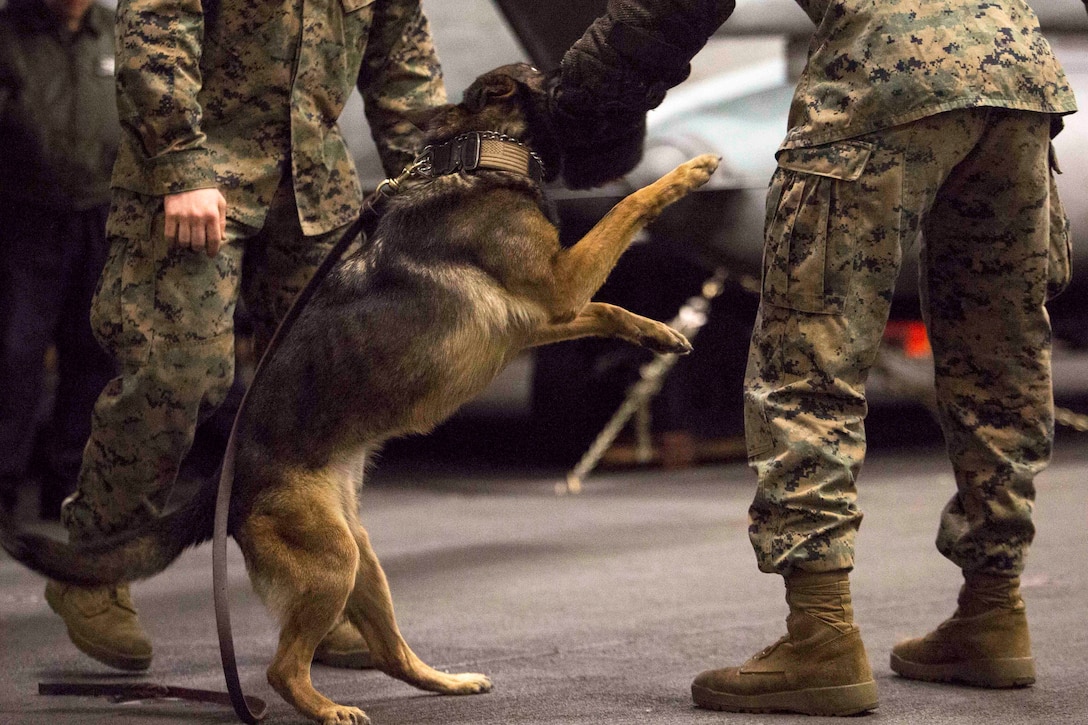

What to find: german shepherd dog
left=2, top=63, right=718, bottom=724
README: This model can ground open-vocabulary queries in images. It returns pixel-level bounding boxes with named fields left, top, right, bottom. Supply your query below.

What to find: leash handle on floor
left=214, top=192, right=388, bottom=723
left=38, top=681, right=268, bottom=712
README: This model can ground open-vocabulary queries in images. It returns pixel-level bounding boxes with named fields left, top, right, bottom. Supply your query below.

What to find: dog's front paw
left=639, top=323, right=692, bottom=355
left=678, top=154, right=721, bottom=189
left=443, top=672, right=493, bottom=695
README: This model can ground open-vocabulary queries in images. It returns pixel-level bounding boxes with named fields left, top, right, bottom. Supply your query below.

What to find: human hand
left=164, top=188, right=228, bottom=257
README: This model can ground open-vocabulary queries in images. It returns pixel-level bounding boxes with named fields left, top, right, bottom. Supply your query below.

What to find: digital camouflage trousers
left=62, top=179, right=342, bottom=540
left=745, top=108, right=1069, bottom=577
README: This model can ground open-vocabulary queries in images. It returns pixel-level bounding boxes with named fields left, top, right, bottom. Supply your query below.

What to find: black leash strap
left=214, top=192, right=387, bottom=723
left=39, top=681, right=268, bottom=712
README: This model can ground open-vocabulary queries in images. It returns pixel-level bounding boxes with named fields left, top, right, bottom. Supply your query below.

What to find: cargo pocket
left=761, top=141, right=873, bottom=315
left=1046, top=146, right=1072, bottom=302
left=339, top=0, right=376, bottom=52
left=94, top=190, right=159, bottom=366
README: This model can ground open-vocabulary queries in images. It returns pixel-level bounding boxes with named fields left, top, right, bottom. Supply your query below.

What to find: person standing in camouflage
left=686, top=0, right=1079, bottom=716
left=553, top=0, right=1079, bottom=716
left=44, top=0, right=446, bottom=672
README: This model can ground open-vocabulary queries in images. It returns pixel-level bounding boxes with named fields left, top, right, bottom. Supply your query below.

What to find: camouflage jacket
left=783, top=0, right=1078, bottom=148
left=112, top=0, right=446, bottom=234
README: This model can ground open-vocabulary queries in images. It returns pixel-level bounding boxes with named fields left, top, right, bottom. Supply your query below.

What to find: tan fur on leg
left=241, top=470, right=370, bottom=724
left=344, top=524, right=492, bottom=695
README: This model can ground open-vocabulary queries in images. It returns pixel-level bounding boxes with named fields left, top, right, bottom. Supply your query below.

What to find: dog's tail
left=0, top=471, right=220, bottom=587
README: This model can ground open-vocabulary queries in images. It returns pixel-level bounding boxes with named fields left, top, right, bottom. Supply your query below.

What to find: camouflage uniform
left=62, top=0, right=446, bottom=539
left=745, top=0, right=1076, bottom=576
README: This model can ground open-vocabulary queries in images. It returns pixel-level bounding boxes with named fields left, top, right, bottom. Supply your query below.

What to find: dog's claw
left=320, top=705, right=370, bottom=725
left=676, top=153, right=720, bottom=189
left=443, top=672, right=493, bottom=695
left=638, top=327, right=692, bottom=355
left=692, top=153, right=721, bottom=176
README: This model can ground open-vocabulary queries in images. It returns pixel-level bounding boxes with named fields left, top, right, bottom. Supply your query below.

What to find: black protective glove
left=552, top=0, right=735, bottom=188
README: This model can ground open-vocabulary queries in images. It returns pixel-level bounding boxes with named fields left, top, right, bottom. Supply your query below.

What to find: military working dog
left=1, top=63, right=719, bottom=724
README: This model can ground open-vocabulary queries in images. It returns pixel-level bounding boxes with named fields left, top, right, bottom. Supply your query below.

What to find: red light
left=884, top=321, right=931, bottom=359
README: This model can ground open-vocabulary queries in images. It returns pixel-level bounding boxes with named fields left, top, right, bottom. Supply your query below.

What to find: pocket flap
left=776, top=141, right=872, bottom=181
left=340, top=0, right=376, bottom=13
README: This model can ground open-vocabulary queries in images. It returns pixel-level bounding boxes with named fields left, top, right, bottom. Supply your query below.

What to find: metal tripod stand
left=562, top=266, right=738, bottom=493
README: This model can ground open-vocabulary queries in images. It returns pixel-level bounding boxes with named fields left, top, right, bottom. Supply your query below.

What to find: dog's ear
left=462, top=74, right=519, bottom=113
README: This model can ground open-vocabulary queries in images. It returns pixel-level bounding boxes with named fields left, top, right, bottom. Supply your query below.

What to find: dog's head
left=410, top=62, right=643, bottom=189
left=410, top=63, right=563, bottom=184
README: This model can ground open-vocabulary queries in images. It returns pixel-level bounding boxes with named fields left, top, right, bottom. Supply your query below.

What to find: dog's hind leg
left=343, top=523, right=493, bottom=696
left=527, top=301, right=691, bottom=354
left=551, top=154, right=720, bottom=312
left=241, top=473, right=371, bottom=725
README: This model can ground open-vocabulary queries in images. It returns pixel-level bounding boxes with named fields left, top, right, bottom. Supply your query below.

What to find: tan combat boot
left=692, top=570, right=878, bottom=716
left=313, top=614, right=374, bottom=669
left=45, top=580, right=153, bottom=671
left=890, top=573, right=1035, bottom=688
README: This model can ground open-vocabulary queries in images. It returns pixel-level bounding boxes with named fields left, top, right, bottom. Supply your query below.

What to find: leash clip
left=376, top=155, right=432, bottom=197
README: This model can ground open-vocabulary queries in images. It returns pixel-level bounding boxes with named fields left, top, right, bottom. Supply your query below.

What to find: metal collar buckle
left=418, top=132, right=482, bottom=178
